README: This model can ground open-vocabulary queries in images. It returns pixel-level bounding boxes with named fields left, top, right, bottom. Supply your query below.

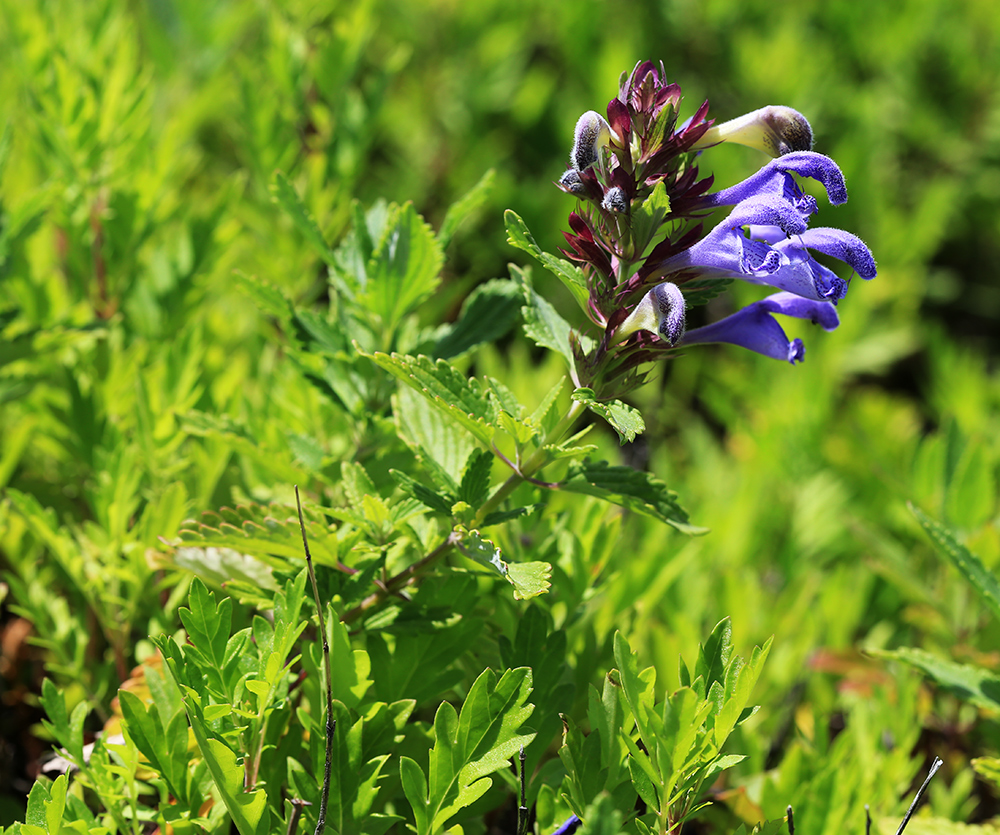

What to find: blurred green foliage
left=1, top=0, right=1000, bottom=832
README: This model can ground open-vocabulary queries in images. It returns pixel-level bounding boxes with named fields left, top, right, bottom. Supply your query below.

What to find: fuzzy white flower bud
left=571, top=110, right=614, bottom=171
left=693, top=106, right=813, bottom=157
left=615, top=283, right=687, bottom=346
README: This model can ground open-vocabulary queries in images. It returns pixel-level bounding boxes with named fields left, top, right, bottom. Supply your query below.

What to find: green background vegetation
left=1, top=0, right=999, bottom=832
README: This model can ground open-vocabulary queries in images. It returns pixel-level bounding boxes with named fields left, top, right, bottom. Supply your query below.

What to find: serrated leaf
left=910, top=502, right=1000, bottom=622
left=972, top=756, right=1000, bottom=789
left=457, top=529, right=551, bottom=600
left=504, top=561, right=553, bottom=600
left=510, top=264, right=575, bottom=366
left=363, top=202, right=443, bottom=332
left=459, top=449, right=493, bottom=508
left=572, top=388, right=645, bottom=445
left=391, top=469, right=455, bottom=515
left=394, top=385, right=476, bottom=490
left=434, top=278, right=522, bottom=359
left=870, top=646, right=1000, bottom=711
left=439, top=169, right=496, bottom=250
left=174, top=502, right=339, bottom=569
left=364, top=350, right=497, bottom=444
left=505, top=210, right=590, bottom=311
left=561, top=460, right=703, bottom=534
left=233, top=272, right=294, bottom=322
left=270, top=170, right=335, bottom=265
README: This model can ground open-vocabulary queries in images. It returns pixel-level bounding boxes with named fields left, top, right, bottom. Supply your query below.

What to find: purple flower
left=657, top=201, right=875, bottom=302
left=681, top=292, right=840, bottom=364
left=697, top=151, right=848, bottom=214
left=547, top=60, right=874, bottom=381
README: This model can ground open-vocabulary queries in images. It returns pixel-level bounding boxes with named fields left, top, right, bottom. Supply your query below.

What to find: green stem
left=474, top=397, right=586, bottom=526
left=339, top=394, right=587, bottom=625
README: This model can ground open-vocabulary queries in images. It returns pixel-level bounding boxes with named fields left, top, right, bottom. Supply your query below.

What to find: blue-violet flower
left=555, top=61, right=875, bottom=394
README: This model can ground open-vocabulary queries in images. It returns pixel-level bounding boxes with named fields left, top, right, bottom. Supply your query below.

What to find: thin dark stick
left=786, top=805, right=794, bottom=835
left=866, top=805, right=871, bottom=835
left=895, top=757, right=943, bottom=835
left=286, top=798, right=311, bottom=835
left=296, top=486, right=336, bottom=835
left=516, top=746, right=529, bottom=835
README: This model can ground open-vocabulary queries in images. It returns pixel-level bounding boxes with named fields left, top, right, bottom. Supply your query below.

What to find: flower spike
left=545, top=61, right=873, bottom=381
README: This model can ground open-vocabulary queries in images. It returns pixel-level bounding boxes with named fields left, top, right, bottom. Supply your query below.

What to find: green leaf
left=175, top=501, right=339, bottom=570
left=391, top=469, right=455, bottom=515
left=694, top=618, right=733, bottom=698
left=438, top=168, right=496, bottom=250
left=178, top=579, right=232, bottom=695
left=480, top=505, right=538, bottom=527
left=269, top=170, right=335, bottom=265
left=184, top=696, right=270, bottom=835
left=505, top=210, right=590, bottom=311
left=702, top=753, right=747, bottom=782
left=871, top=646, right=1000, bottom=711
left=459, top=449, right=493, bottom=508
left=510, top=264, right=575, bottom=366
left=394, top=384, right=477, bottom=490
left=364, top=350, right=498, bottom=444
left=329, top=605, right=373, bottom=708
left=909, top=502, right=1000, bottom=622
left=363, top=202, right=444, bottom=333
left=972, top=756, right=1000, bottom=789
left=457, top=529, right=551, bottom=600
left=414, top=667, right=536, bottom=834
left=118, top=691, right=190, bottom=804
left=400, top=756, right=430, bottom=835
left=233, top=272, right=294, bottom=323
left=631, top=181, right=671, bottom=257
left=612, top=632, right=656, bottom=747
left=434, top=278, right=522, bottom=359
left=39, top=679, right=85, bottom=766
left=504, top=561, right=554, bottom=601
left=560, top=460, right=703, bottom=534
left=572, top=388, right=645, bottom=444
left=24, top=773, right=68, bottom=835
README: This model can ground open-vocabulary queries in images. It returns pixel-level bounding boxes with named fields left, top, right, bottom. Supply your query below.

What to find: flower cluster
left=557, top=61, right=875, bottom=393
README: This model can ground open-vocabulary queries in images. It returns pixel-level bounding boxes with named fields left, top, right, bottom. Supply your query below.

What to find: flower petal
left=681, top=292, right=839, bottom=363
left=699, top=152, right=848, bottom=211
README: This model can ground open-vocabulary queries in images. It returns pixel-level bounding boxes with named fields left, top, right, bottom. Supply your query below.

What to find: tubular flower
left=553, top=60, right=875, bottom=384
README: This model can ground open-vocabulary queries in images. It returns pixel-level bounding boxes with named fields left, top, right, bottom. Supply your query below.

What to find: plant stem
left=341, top=395, right=586, bottom=624
left=474, top=397, right=586, bottom=525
